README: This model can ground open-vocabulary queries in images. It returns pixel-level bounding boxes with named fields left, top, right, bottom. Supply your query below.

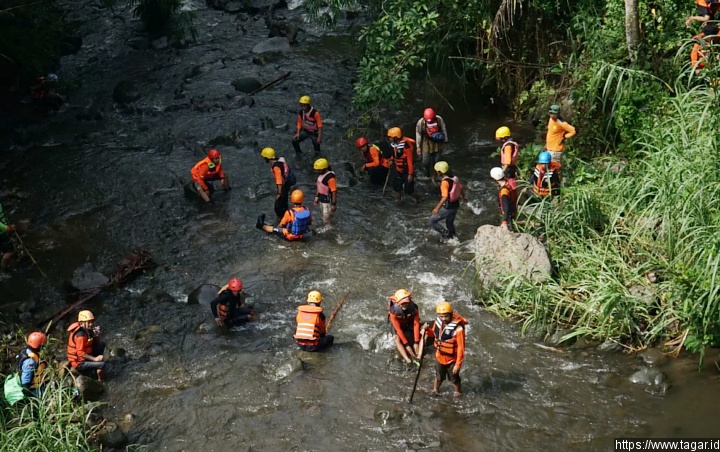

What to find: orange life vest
left=501, top=140, right=519, bottom=166
left=363, top=145, right=389, bottom=169
left=299, top=107, right=320, bottom=133
left=294, top=305, right=323, bottom=345
left=191, top=157, right=222, bottom=182
left=433, top=316, right=464, bottom=359
left=66, top=322, right=94, bottom=368
left=498, top=183, right=518, bottom=217
left=391, top=137, right=415, bottom=174
left=532, top=162, right=561, bottom=197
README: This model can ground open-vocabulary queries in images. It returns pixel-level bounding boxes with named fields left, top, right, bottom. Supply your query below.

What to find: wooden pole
left=14, top=231, right=47, bottom=278
left=408, top=329, right=427, bottom=403
left=326, top=291, right=349, bottom=332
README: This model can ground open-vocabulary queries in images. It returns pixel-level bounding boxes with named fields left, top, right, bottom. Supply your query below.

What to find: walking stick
left=382, top=162, right=394, bottom=197
left=408, top=329, right=427, bottom=403
left=14, top=231, right=47, bottom=278
left=326, top=291, right=349, bottom=332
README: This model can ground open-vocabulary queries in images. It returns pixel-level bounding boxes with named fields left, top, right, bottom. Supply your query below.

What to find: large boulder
left=112, top=80, right=141, bottom=104
left=473, top=225, right=551, bottom=288
left=74, top=375, right=105, bottom=401
left=187, top=284, right=221, bottom=305
left=140, top=288, right=175, bottom=305
left=231, top=77, right=262, bottom=93
left=69, top=263, right=109, bottom=291
left=99, top=422, right=128, bottom=449
left=252, top=37, right=290, bottom=54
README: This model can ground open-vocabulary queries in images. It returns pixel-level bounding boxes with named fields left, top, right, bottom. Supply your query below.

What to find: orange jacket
left=294, top=304, right=326, bottom=346
left=362, top=144, right=390, bottom=169
left=391, top=137, right=416, bottom=175
left=691, top=39, right=707, bottom=70
left=191, top=157, right=225, bottom=190
left=388, top=302, right=421, bottom=345
left=426, top=313, right=467, bottom=367
left=66, top=323, right=94, bottom=368
left=500, top=140, right=519, bottom=166
left=545, top=117, right=576, bottom=152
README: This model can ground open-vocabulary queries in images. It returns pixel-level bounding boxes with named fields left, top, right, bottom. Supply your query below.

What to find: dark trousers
left=274, top=185, right=290, bottom=219
left=297, top=335, right=334, bottom=352
left=292, top=130, right=320, bottom=153
left=367, top=166, right=389, bottom=185
left=430, top=207, right=458, bottom=237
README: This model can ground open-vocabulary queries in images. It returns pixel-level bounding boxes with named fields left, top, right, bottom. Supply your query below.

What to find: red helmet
left=423, top=108, right=435, bottom=120
left=208, top=149, right=221, bottom=159
left=355, top=137, right=368, bottom=148
left=228, top=277, right=242, bottom=292
left=27, top=332, right=47, bottom=349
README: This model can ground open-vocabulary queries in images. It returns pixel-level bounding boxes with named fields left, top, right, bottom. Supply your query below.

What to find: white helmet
left=47, top=73, right=59, bottom=82
left=490, top=167, right=505, bottom=181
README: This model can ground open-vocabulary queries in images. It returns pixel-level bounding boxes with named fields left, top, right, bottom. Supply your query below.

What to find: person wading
left=423, top=301, right=467, bottom=398
left=530, top=152, right=562, bottom=199
left=491, top=167, right=518, bottom=231
left=430, top=161, right=466, bottom=242
left=3, top=332, right=48, bottom=405
left=355, top=137, right=390, bottom=186
left=67, top=310, right=107, bottom=381
left=388, top=289, right=422, bottom=366
left=191, top=149, right=230, bottom=203
left=292, top=96, right=323, bottom=155
left=415, top=108, right=448, bottom=181
left=261, top=147, right=296, bottom=220
left=294, top=290, right=334, bottom=352
left=387, top=127, right=420, bottom=205
left=544, top=104, right=576, bottom=163
left=210, top=277, right=256, bottom=327
left=313, top=158, right=338, bottom=226
left=256, top=189, right=312, bottom=241
left=495, top=126, right=520, bottom=179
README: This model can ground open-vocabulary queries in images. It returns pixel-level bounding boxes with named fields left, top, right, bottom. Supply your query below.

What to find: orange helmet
left=27, top=332, right=47, bottom=349
left=290, top=189, right=304, bottom=204
left=423, top=108, right=435, bottom=120
left=208, top=149, right=221, bottom=160
left=436, top=301, right=453, bottom=314
left=393, top=289, right=411, bottom=304
left=387, top=127, right=402, bottom=139
left=228, top=277, right=242, bottom=292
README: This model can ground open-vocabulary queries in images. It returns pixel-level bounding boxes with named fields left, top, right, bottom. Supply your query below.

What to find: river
left=1, top=1, right=720, bottom=450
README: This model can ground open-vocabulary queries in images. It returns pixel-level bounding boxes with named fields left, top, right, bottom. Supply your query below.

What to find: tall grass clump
left=484, top=77, right=720, bottom=356
left=0, top=366, right=98, bottom=451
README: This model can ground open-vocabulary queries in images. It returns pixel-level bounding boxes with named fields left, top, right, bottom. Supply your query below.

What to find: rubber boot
left=256, top=214, right=266, bottom=230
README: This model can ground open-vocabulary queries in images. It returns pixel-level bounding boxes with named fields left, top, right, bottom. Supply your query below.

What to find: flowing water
left=2, top=2, right=720, bottom=450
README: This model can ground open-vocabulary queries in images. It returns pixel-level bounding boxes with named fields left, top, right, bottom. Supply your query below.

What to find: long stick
left=326, top=291, right=349, bottom=332
left=408, top=329, right=427, bottom=403
left=382, top=162, right=393, bottom=196
left=241, top=72, right=291, bottom=100
left=14, top=231, right=47, bottom=278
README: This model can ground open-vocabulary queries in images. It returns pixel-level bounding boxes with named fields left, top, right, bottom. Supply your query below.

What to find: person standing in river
left=66, top=310, right=107, bottom=381
left=0, top=199, right=16, bottom=272
left=387, top=289, right=422, bottom=365
left=544, top=104, right=576, bottom=163
left=388, top=127, right=420, bottom=205
left=256, top=189, right=312, bottom=241
left=190, top=149, right=230, bottom=203
left=292, top=95, right=323, bottom=155
left=430, top=161, right=466, bottom=242
left=355, top=137, right=390, bottom=186
left=210, top=277, right=256, bottom=327
left=415, top=107, right=448, bottom=182
left=261, top=147, right=296, bottom=220
left=294, top=290, right=334, bottom=352
left=423, top=301, right=467, bottom=398
left=313, top=158, right=337, bottom=226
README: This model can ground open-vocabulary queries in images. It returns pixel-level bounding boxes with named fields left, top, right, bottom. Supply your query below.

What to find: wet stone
left=629, top=367, right=670, bottom=393
left=18, top=312, right=32, bottom=323
left=99, top=422, right=128, bottom=449
left=598, top=341, right=624, bottom=352
left=70, top=263, right=109, bottom=291
left=548, top=328, right=575, bottom=347
left=187, top=284, right=221, bottom=305
left=638, top=348, right=667, bottom=366
left=140, top=288, right=175, bottom=305
left=151, top=36, right=169, bottom=50
left=232, top=77, right=262, bottom=93
left=75, top=375, right=105, bottom=401
left=224, top=1, right=243, bottom=13
left=251, top=37, right=290, bottom=54
left=112, top=80, right=141, bottom=104
left=134, top=325, right=166, bottom=342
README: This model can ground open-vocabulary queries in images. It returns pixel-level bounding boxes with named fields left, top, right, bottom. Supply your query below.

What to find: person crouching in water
left=191, top=149, right=230, bottom=203
left=430, top=161, right=466, bottom=241
left=256, top=189, right=312, bottom=241
left=294, top=290, right=334, bottom=352
left=388, top=289, right=422, bottom=366
left=210, top=277, right=256, bottom=327
left=423, top=301, right=467, bottom=398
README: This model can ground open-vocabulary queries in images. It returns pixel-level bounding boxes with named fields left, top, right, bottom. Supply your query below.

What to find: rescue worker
left=491, top=167, right=518, bottom=231
left=261, top=147, right=296, bottom=219
left=0, top=200, right=16, bottom=272
left=3, top=332, right=48, bottom=405
left=423, top=301, right=467, bottom=398
left=210, top=277, right=256, bottom=327
left=67, top=310, right=107, bottom=381
left=294, top=290, right=334, bottom=352
left=544, top=104, right=576, bottom=163
left=191, top=149, right=230, bottom=203
left=292, top=95, right=323, bottom=155
left=30, top=73, right=65, bottom=109
left=415, top=108, right=449, bottom=180
left=355, top=137, right=390, bottom=185
left=387, top=127, right=420, bottom=205
left=388, top=289, right=422, bottom=365
left=313, top=158, right=338, bottom=226
left=430, top=161, right=466, bottom=241
left=256, top=189, right=312, bottom=241
left=495, top=126, right=519, bottom=179
left=691, top=24, right=718, bottom=75
left=530, top=152, right=562, bottom=199
left=686, top=0, right=719, bottom=27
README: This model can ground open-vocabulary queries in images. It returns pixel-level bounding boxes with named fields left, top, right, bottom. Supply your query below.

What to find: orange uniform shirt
left=545, top=117, right=576, bottom=152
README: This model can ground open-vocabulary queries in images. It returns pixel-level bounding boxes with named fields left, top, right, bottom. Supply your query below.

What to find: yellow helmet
left=290, top=189, right=304, bottom=204
left=495, top=126, right=511, bottom=139
left=313, top=158, right=329, bottom=170
left=436, top=301, right=453, bottom=314
left=261, top=147, right=276, bottom=159
left=393, top=289, right=411, bottom=304
left=307, top=290, right=322, bottom=304
left=387, top=127, right=402, bottom=139
left=434, top=161, right=449, bottom=174
left=299, top=95, right=311, bottom=104
left=78, top=310, right=95, bottom=322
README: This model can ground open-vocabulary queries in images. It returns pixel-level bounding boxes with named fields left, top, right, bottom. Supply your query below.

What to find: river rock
left=598, top=340, right=624, bottom=352
left=117, top=413, right=135, bottom=432
left=232, top=77, right=262, bottom=93
left=251, top=37, right=290, bottom=54
left=547, top=328, right=575, bottom=346
left=99, top=422, right=128, bottom=449
left=151, top=36, right=169, bottom=50
left=69, top=263, right=109, bottom=291
left=134, top=325, right=166, bottom=342
left=75, top=375, right=105, bottom=401
left=629, top=367, right=670, bottom=392
left=18, top=312, right=33, bottom=323
left=638, top=348, right=667, bottom=366
left=112, top=80, right=141, bottom=104
left=86, top=411, right=104, bottom=427
left=187, top=284, right=221, bottom=305
left=140, top=288, right=175, bottom=305
left=223, top=1, right=243, bottom=13
left=472, top=225, right=552, bottom=288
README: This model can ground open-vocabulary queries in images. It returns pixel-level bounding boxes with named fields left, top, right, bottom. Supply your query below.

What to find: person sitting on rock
left=3, top=332, right=48, bottom=405
left=67, top=310, right=107, bottom=381
left=190, top=149, right=230, bottom=203
left=210, top=277, right=256, bottom=327
left=256, top=189, right=312, bottom=241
